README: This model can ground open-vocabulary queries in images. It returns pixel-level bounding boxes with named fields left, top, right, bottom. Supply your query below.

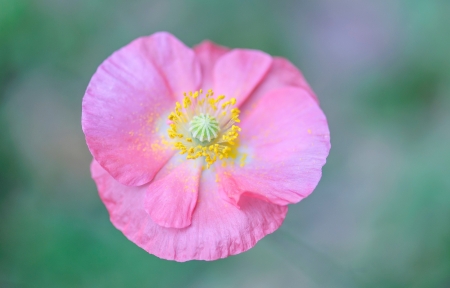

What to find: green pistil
left=189, top=113, right=220, bottom=142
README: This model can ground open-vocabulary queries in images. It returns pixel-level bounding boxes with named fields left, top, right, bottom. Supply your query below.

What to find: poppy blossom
left=82, top=32, right=330, bottom=261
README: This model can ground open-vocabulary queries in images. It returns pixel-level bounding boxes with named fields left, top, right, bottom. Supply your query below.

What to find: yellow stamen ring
left=167, top=89, right=241, bottom=168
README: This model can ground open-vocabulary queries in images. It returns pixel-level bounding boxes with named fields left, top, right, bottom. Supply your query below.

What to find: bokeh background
left=1, top=0, right=450, bottom=287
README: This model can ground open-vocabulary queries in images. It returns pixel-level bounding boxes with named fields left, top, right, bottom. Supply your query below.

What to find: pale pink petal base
left=218, top=86, right=330, bottom=206
left=92, top=160, right=287, bottom=262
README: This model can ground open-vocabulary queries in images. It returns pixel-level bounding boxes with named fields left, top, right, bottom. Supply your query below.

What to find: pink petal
left=91, top=160, right=287, bottom=261
left=218, top=87, right=330, bottom=206
left=143, top=32, right=202, bottom=100
left=193, top=40, right=230, bottom=91
left=213, top=49, right=272, bottom=106
left=83, top=32, right=200, bottom=186
left=144, top=159, right=202, bottom=229
left=240, top=57, right=318, bottom=113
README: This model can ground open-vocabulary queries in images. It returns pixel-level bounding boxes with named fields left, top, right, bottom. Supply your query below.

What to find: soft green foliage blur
left=1, top=0, right=449, bottom=287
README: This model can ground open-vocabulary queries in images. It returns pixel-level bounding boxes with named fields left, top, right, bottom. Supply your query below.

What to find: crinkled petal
left=193, top=40, right=230, bottom=91
left=218, top=87, right=330, bottom=206
left=91, top=160, right=287, bottom=262
left=213, top=49, right=272, bottom=107
left=240, top=57, right=318, bottom=113
left=82, top=32, right=200, bottom=186
left=144, top=159, right=202, bottom=229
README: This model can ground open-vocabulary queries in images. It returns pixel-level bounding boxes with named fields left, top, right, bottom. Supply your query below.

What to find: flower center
left=167, top=89, right=241, bottom=168
left=189, top=113, right=220, bottom=142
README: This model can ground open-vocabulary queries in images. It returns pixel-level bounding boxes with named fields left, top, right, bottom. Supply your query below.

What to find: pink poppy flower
left=82, top=32, right=330, bottom=261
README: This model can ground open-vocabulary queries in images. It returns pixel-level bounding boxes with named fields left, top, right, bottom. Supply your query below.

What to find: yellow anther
left=183, top=96, right=191, bottom=108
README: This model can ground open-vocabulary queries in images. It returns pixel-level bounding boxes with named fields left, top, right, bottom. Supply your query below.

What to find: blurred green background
left=1, top=0, right=450, bottom=287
